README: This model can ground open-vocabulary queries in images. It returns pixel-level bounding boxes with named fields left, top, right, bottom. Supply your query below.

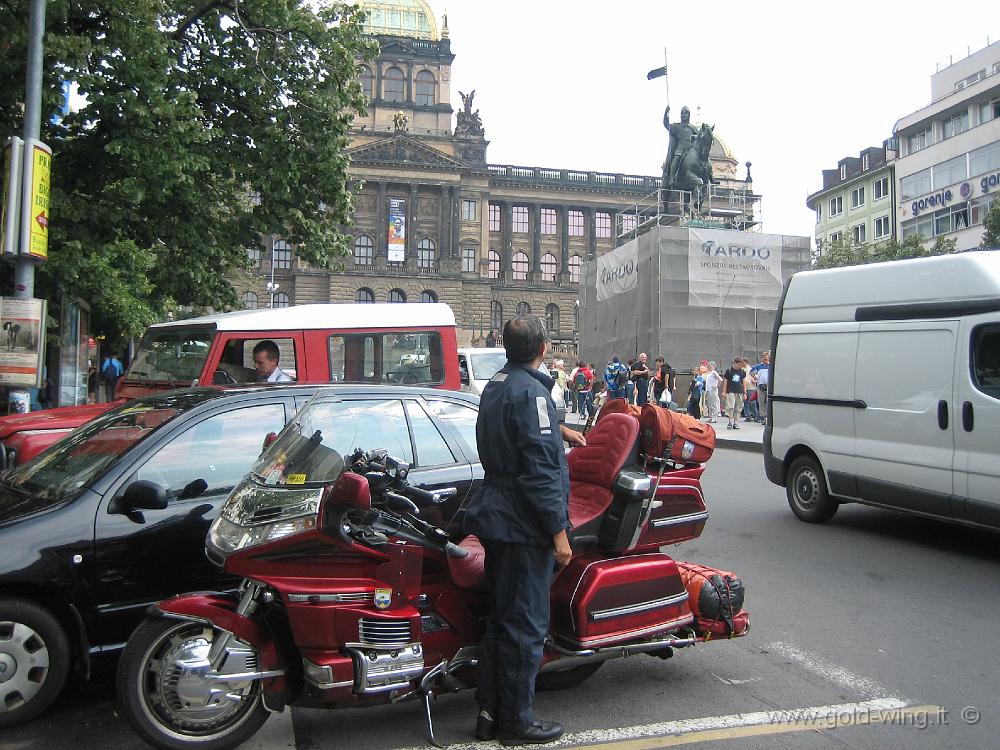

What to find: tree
left=981, top=197, right=1000, bottom=249
left=814, top=233, right=957, bottom=270
left=1, top=0, right=376, bottom=336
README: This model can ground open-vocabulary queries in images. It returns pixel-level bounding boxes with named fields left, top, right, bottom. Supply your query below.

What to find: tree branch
left=172, top=0, right=233, bottom=40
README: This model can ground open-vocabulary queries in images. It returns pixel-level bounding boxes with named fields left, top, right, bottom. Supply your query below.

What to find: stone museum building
left=239, top=0, right=759, bottom=353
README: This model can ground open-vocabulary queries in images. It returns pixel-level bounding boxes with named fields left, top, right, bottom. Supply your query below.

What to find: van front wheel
left=786, top=456, right=838, bottom=523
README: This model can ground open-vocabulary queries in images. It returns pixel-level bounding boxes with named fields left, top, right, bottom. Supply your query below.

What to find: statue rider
left=663, top=105, right=699, bottom=190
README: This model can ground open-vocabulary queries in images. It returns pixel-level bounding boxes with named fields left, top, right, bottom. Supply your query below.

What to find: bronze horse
left=672, top=123, right=715, bottom=201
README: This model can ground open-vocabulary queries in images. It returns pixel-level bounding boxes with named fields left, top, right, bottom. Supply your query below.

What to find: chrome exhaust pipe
left=540, top=635, right=698, bottom=672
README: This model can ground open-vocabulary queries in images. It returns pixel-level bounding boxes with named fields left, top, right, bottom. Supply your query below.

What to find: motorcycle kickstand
left=420, top=660, right=448, bottom=748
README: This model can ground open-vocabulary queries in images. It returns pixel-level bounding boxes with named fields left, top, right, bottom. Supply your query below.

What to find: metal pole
left=15, top=0, right=46, bottom=299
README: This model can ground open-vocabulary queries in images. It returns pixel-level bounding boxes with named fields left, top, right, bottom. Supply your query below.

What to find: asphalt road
left=5, top=448, right=999, bottom=750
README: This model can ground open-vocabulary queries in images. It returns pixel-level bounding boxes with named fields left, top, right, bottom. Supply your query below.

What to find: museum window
left=247, top=247, right=261, bottom=268
left=388, top=288, right=406, bottom=303
left=851, top=223, right=866, bottom=243
left=545, top=304, right=559, bottom=334
left=353, top=235, right=374, bottom=265
left=487, top=250, right=500, bottom=279
left=417, top=238, right=435, bottom=269
left=874, top=215, right=890, bottom=240
left=462, top=245, right=476, bottom=273
left=272, top=240, right=291, bottom=269
left=568, top=210, right=584, bottom=237
left=541, top=253, right=557, bottom=282
left=595, top=212, right=611, bottom=238
left=462, top=198, right=477, bottom=221
left=358, top=65, right=373, bottom=101
left=512, top=251, right=528, bottom=280
left=517, top=302, right=531, bottom=316
left=569, top=255, right=582, bottom=284
left=384, top=66, right=405, bottom=102
left=942, top=110, right=969, bottom=139
left=850, top=186, right=865, bottom=209
left=512, top=206, right=529, bottom=233
left=873, top=176, right=889, bottom=201
left=491, top=300, right=503, bottom=330
left=541, top=208, right=557, bottom=235
left=829, top=196, right=843, bottom=216
left=489, top=203, right=501, bottom=232
left=415, top=70, right=436, bottom=106
left=242, top=291, right=258, bottom=310
left=273, top=292, right=290, bottom=308
left=420, top=290, right=438, bottom=303
left=356, top=288, right=375, bottom=303
left=620, top=214, right=637, bottom=234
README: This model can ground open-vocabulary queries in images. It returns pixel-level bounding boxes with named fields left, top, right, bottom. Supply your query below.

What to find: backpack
left=101, top=359, right=118, bottom=383
left=574, top=369, right=590, bottom=389
left=607, top=365, right=626, bottom=391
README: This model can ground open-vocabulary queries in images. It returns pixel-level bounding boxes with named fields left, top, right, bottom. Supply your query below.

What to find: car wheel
left=0, top=598, right=71, bottom=728
left=786, top=456, right=838, bottom=523
left=535, top=661, right=602, bottom=691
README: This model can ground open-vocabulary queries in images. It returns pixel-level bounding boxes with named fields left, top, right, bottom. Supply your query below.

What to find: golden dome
left=360, top=0, right=439, bottom=40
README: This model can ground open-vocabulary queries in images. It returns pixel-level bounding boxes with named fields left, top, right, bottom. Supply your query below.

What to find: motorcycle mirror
left=385, top=455, right=410, bottom=479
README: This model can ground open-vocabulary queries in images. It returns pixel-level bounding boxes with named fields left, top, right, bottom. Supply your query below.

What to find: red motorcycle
left=116, top=405, right=748, bottom=750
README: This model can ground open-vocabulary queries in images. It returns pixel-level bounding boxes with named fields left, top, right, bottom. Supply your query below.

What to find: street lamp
left=266, top=281, right=280, bottom=308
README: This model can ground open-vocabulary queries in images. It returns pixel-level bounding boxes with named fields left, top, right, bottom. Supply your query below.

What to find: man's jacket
left=464, top=362, right=570, bottom=546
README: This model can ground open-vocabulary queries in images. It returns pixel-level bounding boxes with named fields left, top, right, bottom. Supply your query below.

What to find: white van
left=763, top=251, right=1000, bottom=530
left=458, top=347, right=567, bottom=421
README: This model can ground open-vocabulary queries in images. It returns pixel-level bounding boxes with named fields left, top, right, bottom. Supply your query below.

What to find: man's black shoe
left=475, top=710, right=497, bottom=741
left=499, top=720, right=565, bottom=746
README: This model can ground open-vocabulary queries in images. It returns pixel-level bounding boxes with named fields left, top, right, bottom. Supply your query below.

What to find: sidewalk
left=564, top=408, right=763, bottom=453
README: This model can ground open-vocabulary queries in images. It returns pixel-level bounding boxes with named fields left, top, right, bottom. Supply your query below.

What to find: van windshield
left=126, top=327, right=215, bottom=385
left=468, top=351, right=508, bottom=381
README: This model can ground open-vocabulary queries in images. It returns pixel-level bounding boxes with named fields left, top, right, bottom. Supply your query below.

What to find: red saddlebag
left=596, top=397, right=642, bottom=425
left=676, top=561, right=749, bottom=638
left=550, top=552, right=693, bottom=648
left=639, top=404, right=716, bottom=464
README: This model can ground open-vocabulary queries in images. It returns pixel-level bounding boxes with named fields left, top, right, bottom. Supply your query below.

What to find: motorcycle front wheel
left=116, top=617, right=269, bottom=750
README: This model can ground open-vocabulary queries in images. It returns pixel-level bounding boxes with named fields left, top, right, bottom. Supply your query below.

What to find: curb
left=715, top=438, right=763, bottom=454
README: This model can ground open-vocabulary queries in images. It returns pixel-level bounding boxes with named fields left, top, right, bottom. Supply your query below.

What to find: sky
left=428, top=0, right=999, bottom=241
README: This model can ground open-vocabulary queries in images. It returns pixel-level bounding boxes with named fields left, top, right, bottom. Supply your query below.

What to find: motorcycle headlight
left=208, top=480, right=323, bottom=558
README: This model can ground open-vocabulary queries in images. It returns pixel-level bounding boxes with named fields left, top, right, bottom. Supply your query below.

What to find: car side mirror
left=178, top=478, right=208, bottom=500
left=119, top=480, right=169, bottom=511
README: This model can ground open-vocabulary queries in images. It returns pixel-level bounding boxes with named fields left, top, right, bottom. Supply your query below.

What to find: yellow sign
left=286, top=473, right=307, bottom=485
left=26, top=142, right=51, bottom=260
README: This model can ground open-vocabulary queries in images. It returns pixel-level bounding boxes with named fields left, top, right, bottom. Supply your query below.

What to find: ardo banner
left=688, top=229, right=783, bottom=309
left=595, top=240, right=638, bottom=302
left=387, top=197, right=406, bottom=263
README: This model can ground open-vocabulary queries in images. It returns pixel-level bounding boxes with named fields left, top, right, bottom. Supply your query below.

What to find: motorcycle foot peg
left=440, top=672, right=464, bottom=693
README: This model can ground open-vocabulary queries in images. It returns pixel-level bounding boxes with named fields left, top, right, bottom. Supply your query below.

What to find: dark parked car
left=0, top=384, right=481, bottom=727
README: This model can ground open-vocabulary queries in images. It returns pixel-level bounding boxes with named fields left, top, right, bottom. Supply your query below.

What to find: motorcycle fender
left=153, top=594, right=287, bottom=707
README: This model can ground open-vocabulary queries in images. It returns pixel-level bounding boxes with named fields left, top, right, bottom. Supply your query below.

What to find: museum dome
left=359, top=0, right=439, bottom=40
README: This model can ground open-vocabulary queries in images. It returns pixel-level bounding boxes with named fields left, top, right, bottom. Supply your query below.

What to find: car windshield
left=252, top=394, right=346, bottom=488
left=126, top=326, right=215, bottom=385
left=468, top=352, right=507, bottom=381
left=3, top=390, right=218, bottom=502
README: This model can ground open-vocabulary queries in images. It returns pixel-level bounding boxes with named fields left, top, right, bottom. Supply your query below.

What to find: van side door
left=953, top=318, right=1000, bottom=527
left=854, top=320, right=959, bottom=519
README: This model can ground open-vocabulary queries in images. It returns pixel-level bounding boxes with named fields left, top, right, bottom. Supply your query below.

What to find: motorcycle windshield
left=251, top=394, right=346, bottom=487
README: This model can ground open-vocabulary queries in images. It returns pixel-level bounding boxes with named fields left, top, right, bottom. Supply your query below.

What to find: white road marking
left=767, top=641, right=907, bottom=701
left=392, top=698, right=912, bottom=750
left=710, top=672, right=763, bottom=685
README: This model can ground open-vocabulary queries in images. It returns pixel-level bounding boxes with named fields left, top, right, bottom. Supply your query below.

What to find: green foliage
left=814, top=233, right=957, bottom=270
left=1, top=0, right=376, bottom=337
left=981, top=197, right=1000, bottom=249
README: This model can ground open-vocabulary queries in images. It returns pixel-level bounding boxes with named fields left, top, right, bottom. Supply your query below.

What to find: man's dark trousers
left=476, top=539, right=554, bottom=733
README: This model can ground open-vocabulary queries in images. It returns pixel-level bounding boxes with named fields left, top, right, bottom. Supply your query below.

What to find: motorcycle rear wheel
left=116, top=617, right=269, bottom=750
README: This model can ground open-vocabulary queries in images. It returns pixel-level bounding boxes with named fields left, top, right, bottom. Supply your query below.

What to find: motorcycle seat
left=568, top=413, right=640, bottom=543
left=448, top=534, right=488, bottom=590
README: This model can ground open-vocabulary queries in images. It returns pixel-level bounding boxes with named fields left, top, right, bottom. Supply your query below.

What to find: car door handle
left=962, top=401, right=974, bottom=432
left=937, top=400, right=948, bottom=430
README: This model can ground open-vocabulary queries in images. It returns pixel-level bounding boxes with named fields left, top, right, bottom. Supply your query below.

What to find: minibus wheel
left=786, top=456, right=838, bottom=523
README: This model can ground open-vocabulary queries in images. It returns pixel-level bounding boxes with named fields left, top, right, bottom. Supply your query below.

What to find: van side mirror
left=119, top=480, right=169, bottom=511
left=460, top=370, right=469, bottom=385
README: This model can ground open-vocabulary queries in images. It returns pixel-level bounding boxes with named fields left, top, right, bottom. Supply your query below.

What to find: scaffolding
left=616, top=182, right=762, bottom=243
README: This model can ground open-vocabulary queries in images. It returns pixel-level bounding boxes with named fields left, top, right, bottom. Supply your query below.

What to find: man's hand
left=561, top=424, right=586, bottom=447
left=553, top=530, right=572, bottom=567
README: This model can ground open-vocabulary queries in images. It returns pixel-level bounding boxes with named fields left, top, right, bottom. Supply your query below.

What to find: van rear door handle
left=937, top=400, right=948, bottom=430
left=962, top=401, right=974, bottom=432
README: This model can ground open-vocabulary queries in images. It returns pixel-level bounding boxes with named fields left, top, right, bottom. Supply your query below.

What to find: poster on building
left=594, top=240, right=639, bottom=302
left=0, top=296, right=47, bottom=388
left=687, top=229, right=783, bottom=309
left=387, top=197, right=406, bottom=262
left=19, top=139, right=52, bottom=261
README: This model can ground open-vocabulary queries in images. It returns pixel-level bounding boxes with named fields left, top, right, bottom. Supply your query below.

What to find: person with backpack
left=101, top=350, right=124, bottom=403
left=604, top=355, right=630, bottom=400
left=687, top=368, right=704, bottom=419
left=572, top=360, right=595, bottom=419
